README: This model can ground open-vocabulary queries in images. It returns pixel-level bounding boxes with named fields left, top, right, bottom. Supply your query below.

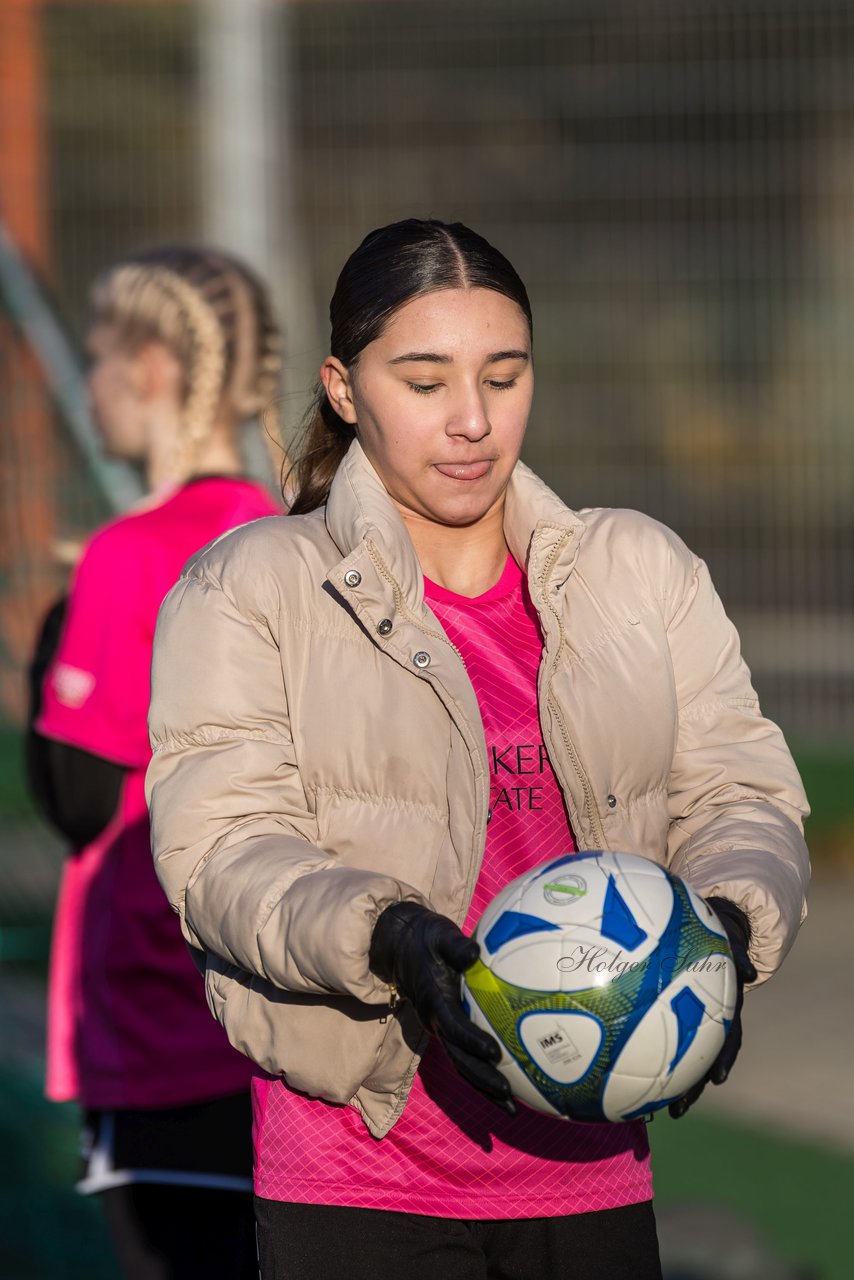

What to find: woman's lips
left=434, top=460, right=493, bottom=481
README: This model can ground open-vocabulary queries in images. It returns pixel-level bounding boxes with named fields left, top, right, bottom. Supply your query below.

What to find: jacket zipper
left=366, top=541, right=466, bottom=662
left=364, top=542, right=489, bottom=923
left=536, top=534, right=608, bottom=850
left=547, top=692, right=607, bottom=849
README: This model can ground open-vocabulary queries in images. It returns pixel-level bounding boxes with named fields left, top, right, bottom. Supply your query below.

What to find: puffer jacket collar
left=325, top=440, right=588, bottom=608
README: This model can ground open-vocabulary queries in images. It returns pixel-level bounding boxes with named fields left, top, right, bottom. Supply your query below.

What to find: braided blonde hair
left=91, top=246, right=283, bottom=484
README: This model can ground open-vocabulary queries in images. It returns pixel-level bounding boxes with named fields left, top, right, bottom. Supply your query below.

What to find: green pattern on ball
left=465, top=878, right=731, bottom=1119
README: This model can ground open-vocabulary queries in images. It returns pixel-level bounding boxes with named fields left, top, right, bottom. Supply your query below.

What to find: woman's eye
left=408, top=382, right=441, bottom=395
left=486, top=378, right=517, bottom=392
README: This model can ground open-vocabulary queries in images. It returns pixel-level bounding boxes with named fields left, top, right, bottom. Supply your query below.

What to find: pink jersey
left=39, top=476, right=281, bottom=1109
left=253, top=555, right=653, bottom=1217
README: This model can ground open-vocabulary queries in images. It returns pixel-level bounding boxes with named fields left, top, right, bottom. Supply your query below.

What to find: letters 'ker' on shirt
left=253, top=554, right=653, bottom=1218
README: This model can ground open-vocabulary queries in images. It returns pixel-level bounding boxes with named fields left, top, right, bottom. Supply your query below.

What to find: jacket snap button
left=607, top=794, right=617, bottom=809
left=413, top=651, right=431, bottom=669
left=343, top=569, right=361, bottom=588
left=487, top=807, right=493, bottom=824
left=377, top=618, right=393, bottom=636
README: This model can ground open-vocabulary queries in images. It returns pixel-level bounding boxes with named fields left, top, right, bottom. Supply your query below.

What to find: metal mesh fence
left=2, top=0, right=853, bottom=745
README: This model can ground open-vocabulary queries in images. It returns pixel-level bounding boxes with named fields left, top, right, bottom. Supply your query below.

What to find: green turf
left=650, top=1108, right=854, bottom=1279
left=794, top=751, right=854, bottom=834
left=0, top=1064, right=118, bottom=1279
left=0, top=725, right=36, bottom=825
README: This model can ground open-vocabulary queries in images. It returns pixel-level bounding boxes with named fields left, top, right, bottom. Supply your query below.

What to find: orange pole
left=0, top=0, right=49, bottom=271
left=0, top=0, right=58, bottom=723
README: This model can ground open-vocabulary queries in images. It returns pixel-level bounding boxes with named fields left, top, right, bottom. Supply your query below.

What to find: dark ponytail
left=285, top=392, right=355, bottom=516
left=286, top=218, right=531, bottom=514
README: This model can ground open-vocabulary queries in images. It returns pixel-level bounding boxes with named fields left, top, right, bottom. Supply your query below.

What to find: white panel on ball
left=518, top=1012, right=603, bottom=1085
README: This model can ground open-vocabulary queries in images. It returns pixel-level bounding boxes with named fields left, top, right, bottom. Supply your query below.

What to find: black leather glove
left=369, top=901, right=517, bottom=1116
left=669, top=896, right=757, bottom=1119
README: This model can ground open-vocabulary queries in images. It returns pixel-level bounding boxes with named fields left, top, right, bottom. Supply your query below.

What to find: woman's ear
left=320, top=356, right=358, bottom=425
left=135, top=341, right=184, bottom=404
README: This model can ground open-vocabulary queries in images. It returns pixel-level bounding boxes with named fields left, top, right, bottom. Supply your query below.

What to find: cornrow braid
left=91, top=245, right=284, bottom=485
left=208, top=256, right=285, bottom=479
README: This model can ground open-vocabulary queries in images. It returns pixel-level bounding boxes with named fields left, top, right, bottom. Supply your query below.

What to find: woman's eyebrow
left=388, top=352, right=452, bottom=365
left=387, top=349, right=529, bottom=366
left=487, top=350, right=529, bottom=363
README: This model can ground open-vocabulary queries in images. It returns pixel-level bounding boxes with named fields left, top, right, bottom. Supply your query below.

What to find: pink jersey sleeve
left=37, top=521, right=154, bottom=768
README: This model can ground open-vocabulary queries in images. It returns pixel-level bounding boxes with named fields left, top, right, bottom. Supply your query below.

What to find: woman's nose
left=446, top=385, right=491, bottom=439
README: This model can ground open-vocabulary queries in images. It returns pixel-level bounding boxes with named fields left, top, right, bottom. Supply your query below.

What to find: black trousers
left=254, top=1197, right=662, bottom=1280
left=101, top=1183, right=258, bottom=1280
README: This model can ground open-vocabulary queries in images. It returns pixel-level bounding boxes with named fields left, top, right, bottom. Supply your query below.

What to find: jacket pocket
left=313, top=787, right=447, bottom=899
left=204, top=948, right=396, bottom=1102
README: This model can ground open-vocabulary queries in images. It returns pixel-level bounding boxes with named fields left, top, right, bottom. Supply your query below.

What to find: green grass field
left=651, top=1109, right=852, bottom=1279
left=0, top=726, right=36, bottom=826
left=0, top=1064, right=118, bottom=1279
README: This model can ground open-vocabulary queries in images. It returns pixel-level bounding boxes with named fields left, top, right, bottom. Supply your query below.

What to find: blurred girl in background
left=27, top=245, right=283, bottom=1279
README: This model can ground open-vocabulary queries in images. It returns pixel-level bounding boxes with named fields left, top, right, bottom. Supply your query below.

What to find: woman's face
left=86, top=322, right=149, bottom=461
left=323, top=287, right=533, bottom=529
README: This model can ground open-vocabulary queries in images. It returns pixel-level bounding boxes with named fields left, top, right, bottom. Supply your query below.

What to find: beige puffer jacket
left=146, top=442, right=809, bottom=1138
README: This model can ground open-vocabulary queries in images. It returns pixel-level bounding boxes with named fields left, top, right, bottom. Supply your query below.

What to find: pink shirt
left=39, top=477, right=280, bottom=1109
left=254, top=555, right=653, bottom=1217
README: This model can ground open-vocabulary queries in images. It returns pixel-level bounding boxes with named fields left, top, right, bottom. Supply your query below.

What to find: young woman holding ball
left=146, top=219, right=809, bottom=1279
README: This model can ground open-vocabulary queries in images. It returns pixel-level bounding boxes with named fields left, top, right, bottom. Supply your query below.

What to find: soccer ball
left=461, top=851, right=737, bottom=1122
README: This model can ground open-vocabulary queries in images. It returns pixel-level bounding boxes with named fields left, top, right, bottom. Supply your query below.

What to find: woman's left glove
left=369, top=901, right=517, bottom=1115
left=669, top=896, right=757, bottom=1119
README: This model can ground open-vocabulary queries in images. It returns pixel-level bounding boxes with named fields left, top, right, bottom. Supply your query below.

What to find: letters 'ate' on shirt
left=39, top=476, right=280, bottom=1109
left=254, top=554, right=653, bottom=1217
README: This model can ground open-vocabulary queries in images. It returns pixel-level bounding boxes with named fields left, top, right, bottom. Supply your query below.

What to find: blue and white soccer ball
left=461, top=851, right=737, bottom=1123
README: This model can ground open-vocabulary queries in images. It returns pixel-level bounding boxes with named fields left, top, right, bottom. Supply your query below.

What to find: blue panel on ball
left=601, top=875, right=648, bottom=951
left=622, top=1094, right=682, bottom=1121
left=668, top=986, right=706, bottom=1072
left=605, top=878, right=692, bottom=1071
left=483, top=910, right=560, bottom=954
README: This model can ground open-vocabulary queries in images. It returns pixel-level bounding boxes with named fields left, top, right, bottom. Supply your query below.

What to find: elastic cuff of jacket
left=706, top=895, right=752, bottom=951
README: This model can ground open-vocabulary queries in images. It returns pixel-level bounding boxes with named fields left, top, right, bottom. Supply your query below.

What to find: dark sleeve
left=25, top=598, right=125, bottom=847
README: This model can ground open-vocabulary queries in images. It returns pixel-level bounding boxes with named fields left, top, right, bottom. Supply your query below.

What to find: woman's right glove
left=669, top=896, right=757, bottom=1119
left=369, top=900, right=516, bottom=1116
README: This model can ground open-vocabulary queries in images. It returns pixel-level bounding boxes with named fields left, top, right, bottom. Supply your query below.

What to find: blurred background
left=1, top=1, right=852, bottom=1276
